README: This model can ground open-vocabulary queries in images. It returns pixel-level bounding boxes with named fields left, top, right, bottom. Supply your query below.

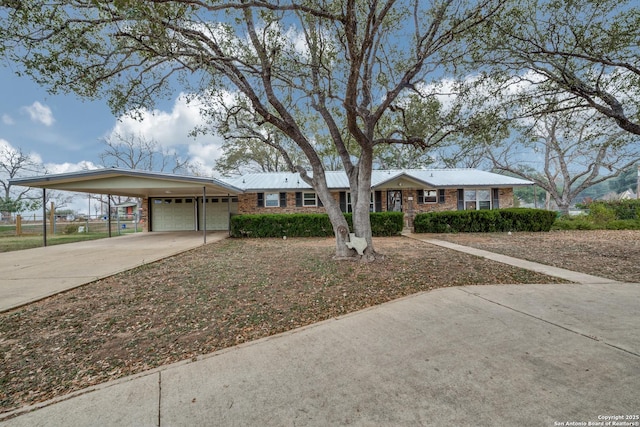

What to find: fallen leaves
left=2, top=232, right=623, bottom=413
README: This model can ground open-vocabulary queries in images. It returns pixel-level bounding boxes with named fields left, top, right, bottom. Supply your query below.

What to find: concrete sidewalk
left=1, top=281, right=638, bottom=426
left=405, top=234, right=621, bottom=285
left=0, top=231, right=227, bottom=312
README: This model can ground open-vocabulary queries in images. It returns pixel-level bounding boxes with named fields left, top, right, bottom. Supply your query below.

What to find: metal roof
left=227, top=169, right=533, bottom=191
left=10, top=168, right=243, bottom=198
left=12, top=168, right=533, bottom=197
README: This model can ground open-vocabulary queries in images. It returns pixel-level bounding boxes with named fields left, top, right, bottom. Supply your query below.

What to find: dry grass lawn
left=1, top=230, right=637, bottom=414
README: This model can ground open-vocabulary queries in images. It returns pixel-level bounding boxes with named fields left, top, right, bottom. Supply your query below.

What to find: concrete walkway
left=0, top=232, right=227, bottom=312
left=1, top=235, right=638, bottom=426
left=405, top=234, right=621, bottom=284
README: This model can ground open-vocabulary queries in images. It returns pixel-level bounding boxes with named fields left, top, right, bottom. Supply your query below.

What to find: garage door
left=200, top=197, right=239, bottom=230
left=151, top=198, right=196, bottom=231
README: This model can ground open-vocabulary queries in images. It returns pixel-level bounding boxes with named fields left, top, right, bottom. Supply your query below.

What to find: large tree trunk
left=314, top=183, right=352, bottom=258
left=351, top=159, right=376, bottom=260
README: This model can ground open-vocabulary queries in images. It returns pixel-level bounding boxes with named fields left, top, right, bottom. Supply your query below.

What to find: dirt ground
left=1, top=230, right=637, bottom=414
left=423, top=229, right=640, bottom=283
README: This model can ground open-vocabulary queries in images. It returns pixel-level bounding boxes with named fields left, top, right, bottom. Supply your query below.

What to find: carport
left=10, top=168, right=244, bottom=245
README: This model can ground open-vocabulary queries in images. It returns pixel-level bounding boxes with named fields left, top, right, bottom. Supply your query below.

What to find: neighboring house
left=618, top=189, right=637, bottom=200
left=10, top=168, right=533, bottom=233
left=114, top=201, right=138, bottom=219
left=600, top=189, right=637, bottom=201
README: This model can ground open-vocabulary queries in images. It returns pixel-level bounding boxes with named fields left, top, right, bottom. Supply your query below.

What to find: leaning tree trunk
left=308, top=169, right=353, bottom=259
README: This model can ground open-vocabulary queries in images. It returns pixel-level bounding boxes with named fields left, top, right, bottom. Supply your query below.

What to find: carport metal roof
left=10, top=168, right=243, bottom=246
left=10, top=168, right=243, bottom=198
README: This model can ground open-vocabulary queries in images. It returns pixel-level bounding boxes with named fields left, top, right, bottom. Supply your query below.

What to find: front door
left=387, top=190, right=403, bottom=212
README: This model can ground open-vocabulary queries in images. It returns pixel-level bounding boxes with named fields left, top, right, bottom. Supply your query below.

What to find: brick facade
left=144, top=188, right=515, bottom=231
left=141, top=197, right=149, bottom=232
left=237, top=188, right=515, bottom=222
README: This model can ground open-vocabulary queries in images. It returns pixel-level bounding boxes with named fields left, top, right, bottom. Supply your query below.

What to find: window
left=265, top=192, right=279, bottom=207
left=424, top=190, right=437, bottom=203
left=303, top=192, right=318, bottom=207
left=339, top=192, right=375, bottom=212
left=462, top=189, right=492, bottom=210
left=478, top=190, right=491, bottom=210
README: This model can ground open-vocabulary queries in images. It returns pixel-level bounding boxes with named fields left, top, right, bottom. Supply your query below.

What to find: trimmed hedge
left=413, top=208, right=556, bottom=233
left=230, top=211, right=404, bottom=238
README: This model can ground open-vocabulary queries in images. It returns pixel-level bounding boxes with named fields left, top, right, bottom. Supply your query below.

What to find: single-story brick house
left=11, top=168, right=533, bottom=232
left=225, top=169, right=533, bottom=229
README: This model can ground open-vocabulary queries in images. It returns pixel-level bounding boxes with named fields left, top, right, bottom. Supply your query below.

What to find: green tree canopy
left=0, top=0, right=504, bottom=258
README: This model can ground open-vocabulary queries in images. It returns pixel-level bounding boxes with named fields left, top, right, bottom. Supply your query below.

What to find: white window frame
left=303, top=192, right=318, bottom=207
left=464, top=189, right=492, bottom=210
left=423, top=189, right=437, bottom=204
left=265, top=192, right=280, bottom=207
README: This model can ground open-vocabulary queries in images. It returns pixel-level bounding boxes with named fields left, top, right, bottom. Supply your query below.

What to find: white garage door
left=151, top=198, right=196, bottom=231
left=200, top=197, right=238, bottom=230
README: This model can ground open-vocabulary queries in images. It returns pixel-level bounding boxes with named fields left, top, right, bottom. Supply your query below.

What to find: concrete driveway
left=0, top=231, right=227, bottom=312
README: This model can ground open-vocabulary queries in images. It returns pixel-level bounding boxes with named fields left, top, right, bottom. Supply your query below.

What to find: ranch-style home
left=11, top=168, right=533, bottom=233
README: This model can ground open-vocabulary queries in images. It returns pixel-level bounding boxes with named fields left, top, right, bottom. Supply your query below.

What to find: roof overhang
left=10, top=168, right=244, bottom=198
left=371, top=172, right=433, bottom=189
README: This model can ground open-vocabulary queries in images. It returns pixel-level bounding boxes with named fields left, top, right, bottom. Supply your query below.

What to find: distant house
left=601, top=189, right=637, bottom=201
left=114, top=201, right=139, bottom=219
left=618, top=189, right=637, bottom=200
left=10, top=168, right=533, bottom=232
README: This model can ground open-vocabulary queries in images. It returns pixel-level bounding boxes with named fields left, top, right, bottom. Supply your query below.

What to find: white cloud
left=187, top=140, right=225, bottom=171
left=22, top=101, right=55, bottom=126
left=44, top=160, right=99, bottom=175
left=2, top=114, right=14, bottom=125
left=106, top=93, right=225, bottom=168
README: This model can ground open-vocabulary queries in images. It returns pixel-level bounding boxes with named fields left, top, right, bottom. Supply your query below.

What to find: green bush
left=587, top=202, right=616, bottom=225
left=64, top=224, right=80, bottom=234
left=414, top=208, right=556, bottom=233
left=230, top=212, right=404, bottom=238
left=605, top=219, right=640, bottom=230
left=552, top=217, right=597, bottom=230
left=581, top=200, right=640, bottom=221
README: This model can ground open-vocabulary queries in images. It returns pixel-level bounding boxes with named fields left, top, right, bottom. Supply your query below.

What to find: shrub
left=604, top=220, right=640, bottom=230
left=230, top=212, right=404, bottom=238
left=64, top=224, right=80, bottom=234
left=552, top=217, right=597, bottom=230
left=414, top=208, right=556, bottom=233
left=587, top=202, right=616, bottom=225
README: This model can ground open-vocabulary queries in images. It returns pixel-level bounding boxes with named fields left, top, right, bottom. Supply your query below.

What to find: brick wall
left=141, top=197, right=149, bottom=232
left=238, top=192, right=337, bottom=215
left=237, top=188, right=515, bottom=216
left=497, top=188, right=514, bottom=208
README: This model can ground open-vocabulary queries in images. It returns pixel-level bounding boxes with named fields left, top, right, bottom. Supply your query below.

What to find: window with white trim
left=265, top=192, right=280, bottom=207
left=464, top=189, right=492, bottom=210
left=423, top=190, right=437, bottom=203
left=303, top=192, right=318, bottom=207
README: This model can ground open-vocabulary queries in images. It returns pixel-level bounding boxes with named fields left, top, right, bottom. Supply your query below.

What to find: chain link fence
left=0, top=214, right=142, bottom=237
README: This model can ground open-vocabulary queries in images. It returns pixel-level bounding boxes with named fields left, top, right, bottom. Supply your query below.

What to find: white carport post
left=227, top=193, right=231, bottom=236
left=202, top=186, right=207, bottom=244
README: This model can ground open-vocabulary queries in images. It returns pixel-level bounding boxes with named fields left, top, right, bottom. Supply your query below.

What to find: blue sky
left=0, top=66, right=225, bottom=176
